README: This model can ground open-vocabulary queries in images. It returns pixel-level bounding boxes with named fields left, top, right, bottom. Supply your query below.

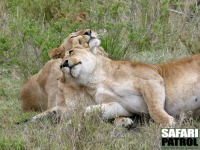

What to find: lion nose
left=84, top=30, right=92, bottom=36
left=60, top=60, right=69, bottom=68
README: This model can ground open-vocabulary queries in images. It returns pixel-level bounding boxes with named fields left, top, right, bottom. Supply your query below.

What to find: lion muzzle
left=60, top=60, right=82, bottom=69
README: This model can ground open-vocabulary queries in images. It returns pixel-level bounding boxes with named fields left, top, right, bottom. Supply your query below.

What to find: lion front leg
left=140, top=80, right=175, bottom=127
left=31, top=106, right=66, bottom=123
left=85, top=102, right=133, bottom=126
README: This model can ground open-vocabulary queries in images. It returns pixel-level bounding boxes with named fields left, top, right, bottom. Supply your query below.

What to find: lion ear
left=48, top=47, right=65, bottom=59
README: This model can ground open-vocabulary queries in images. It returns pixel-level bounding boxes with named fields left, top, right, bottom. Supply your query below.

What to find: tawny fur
left=61, top=46, right=200, bottom=126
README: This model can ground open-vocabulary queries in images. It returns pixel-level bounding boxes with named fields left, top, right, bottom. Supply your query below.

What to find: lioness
left=61, top=45, right=200, bottom=126
left=20, top=29, right=107, bottom=112
left=31, top=36, right=133, bottom=127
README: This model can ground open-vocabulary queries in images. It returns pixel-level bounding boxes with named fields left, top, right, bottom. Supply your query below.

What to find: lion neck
left=78, top=54, right=111, bottom=88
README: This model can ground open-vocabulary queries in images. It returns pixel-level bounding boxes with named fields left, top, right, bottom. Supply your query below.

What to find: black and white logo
left=161, top=128, right=199, bottom=149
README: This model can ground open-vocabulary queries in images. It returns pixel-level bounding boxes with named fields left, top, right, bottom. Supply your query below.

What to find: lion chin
left=71, top=65, right=82, bottom=78
left=62, top=64, right=81, bottom=78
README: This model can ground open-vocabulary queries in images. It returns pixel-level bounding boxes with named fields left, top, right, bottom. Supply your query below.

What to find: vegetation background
left=0, top=0, right=200, bottom=149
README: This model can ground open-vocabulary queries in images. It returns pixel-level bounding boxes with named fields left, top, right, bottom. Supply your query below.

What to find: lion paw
left=114, top=117, right=133, bottom=128
left=169, top=116, right=176, bottom=127
left=31, top=115, right=40, bottom=122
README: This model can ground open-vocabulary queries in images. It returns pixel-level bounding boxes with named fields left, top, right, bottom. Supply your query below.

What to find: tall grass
left=1, top=0, right=199, bottom=78
left=0, top=0, right=200, bottom=149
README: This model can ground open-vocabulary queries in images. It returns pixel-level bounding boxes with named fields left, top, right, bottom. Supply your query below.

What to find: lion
left=60, top=44, right=200, bottom=126
left=30, top=35, right=133, bottom=127
left=20, top=29, right=107, bottom=112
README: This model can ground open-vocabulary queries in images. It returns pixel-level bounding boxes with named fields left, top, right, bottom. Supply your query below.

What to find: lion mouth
left=83, top=30, right=98, bottom=44
left=88, top=36, right=97, bottom=44
left=60, top=60, right=82, bottom=69
left=60, top=60, right=82, bottom=77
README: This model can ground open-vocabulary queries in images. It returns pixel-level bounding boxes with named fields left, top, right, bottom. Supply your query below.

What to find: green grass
left=0, top=0, right=200, bottom=149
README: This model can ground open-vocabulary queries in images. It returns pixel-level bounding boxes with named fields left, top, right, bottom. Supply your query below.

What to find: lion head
left=60, top=36, right=103, bottom=80
left=48, top=29, right=101, bottom=59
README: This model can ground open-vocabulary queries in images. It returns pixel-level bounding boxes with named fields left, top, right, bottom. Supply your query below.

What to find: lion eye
left=69, top=50, right=73, bottom=55
left=70, top=35, right=77, bottom=39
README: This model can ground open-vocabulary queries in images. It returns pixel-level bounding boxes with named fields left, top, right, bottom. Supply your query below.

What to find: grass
left=0, top=0, right=200, bottom=149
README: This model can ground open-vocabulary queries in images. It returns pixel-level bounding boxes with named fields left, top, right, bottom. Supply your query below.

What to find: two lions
left=21, top=30, right=200, bottom=126
left=61, top=39, right=200, bottom=126
left=20, top=29, right=106, bottom=112
left=21, top=30, right=118, bottom=123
